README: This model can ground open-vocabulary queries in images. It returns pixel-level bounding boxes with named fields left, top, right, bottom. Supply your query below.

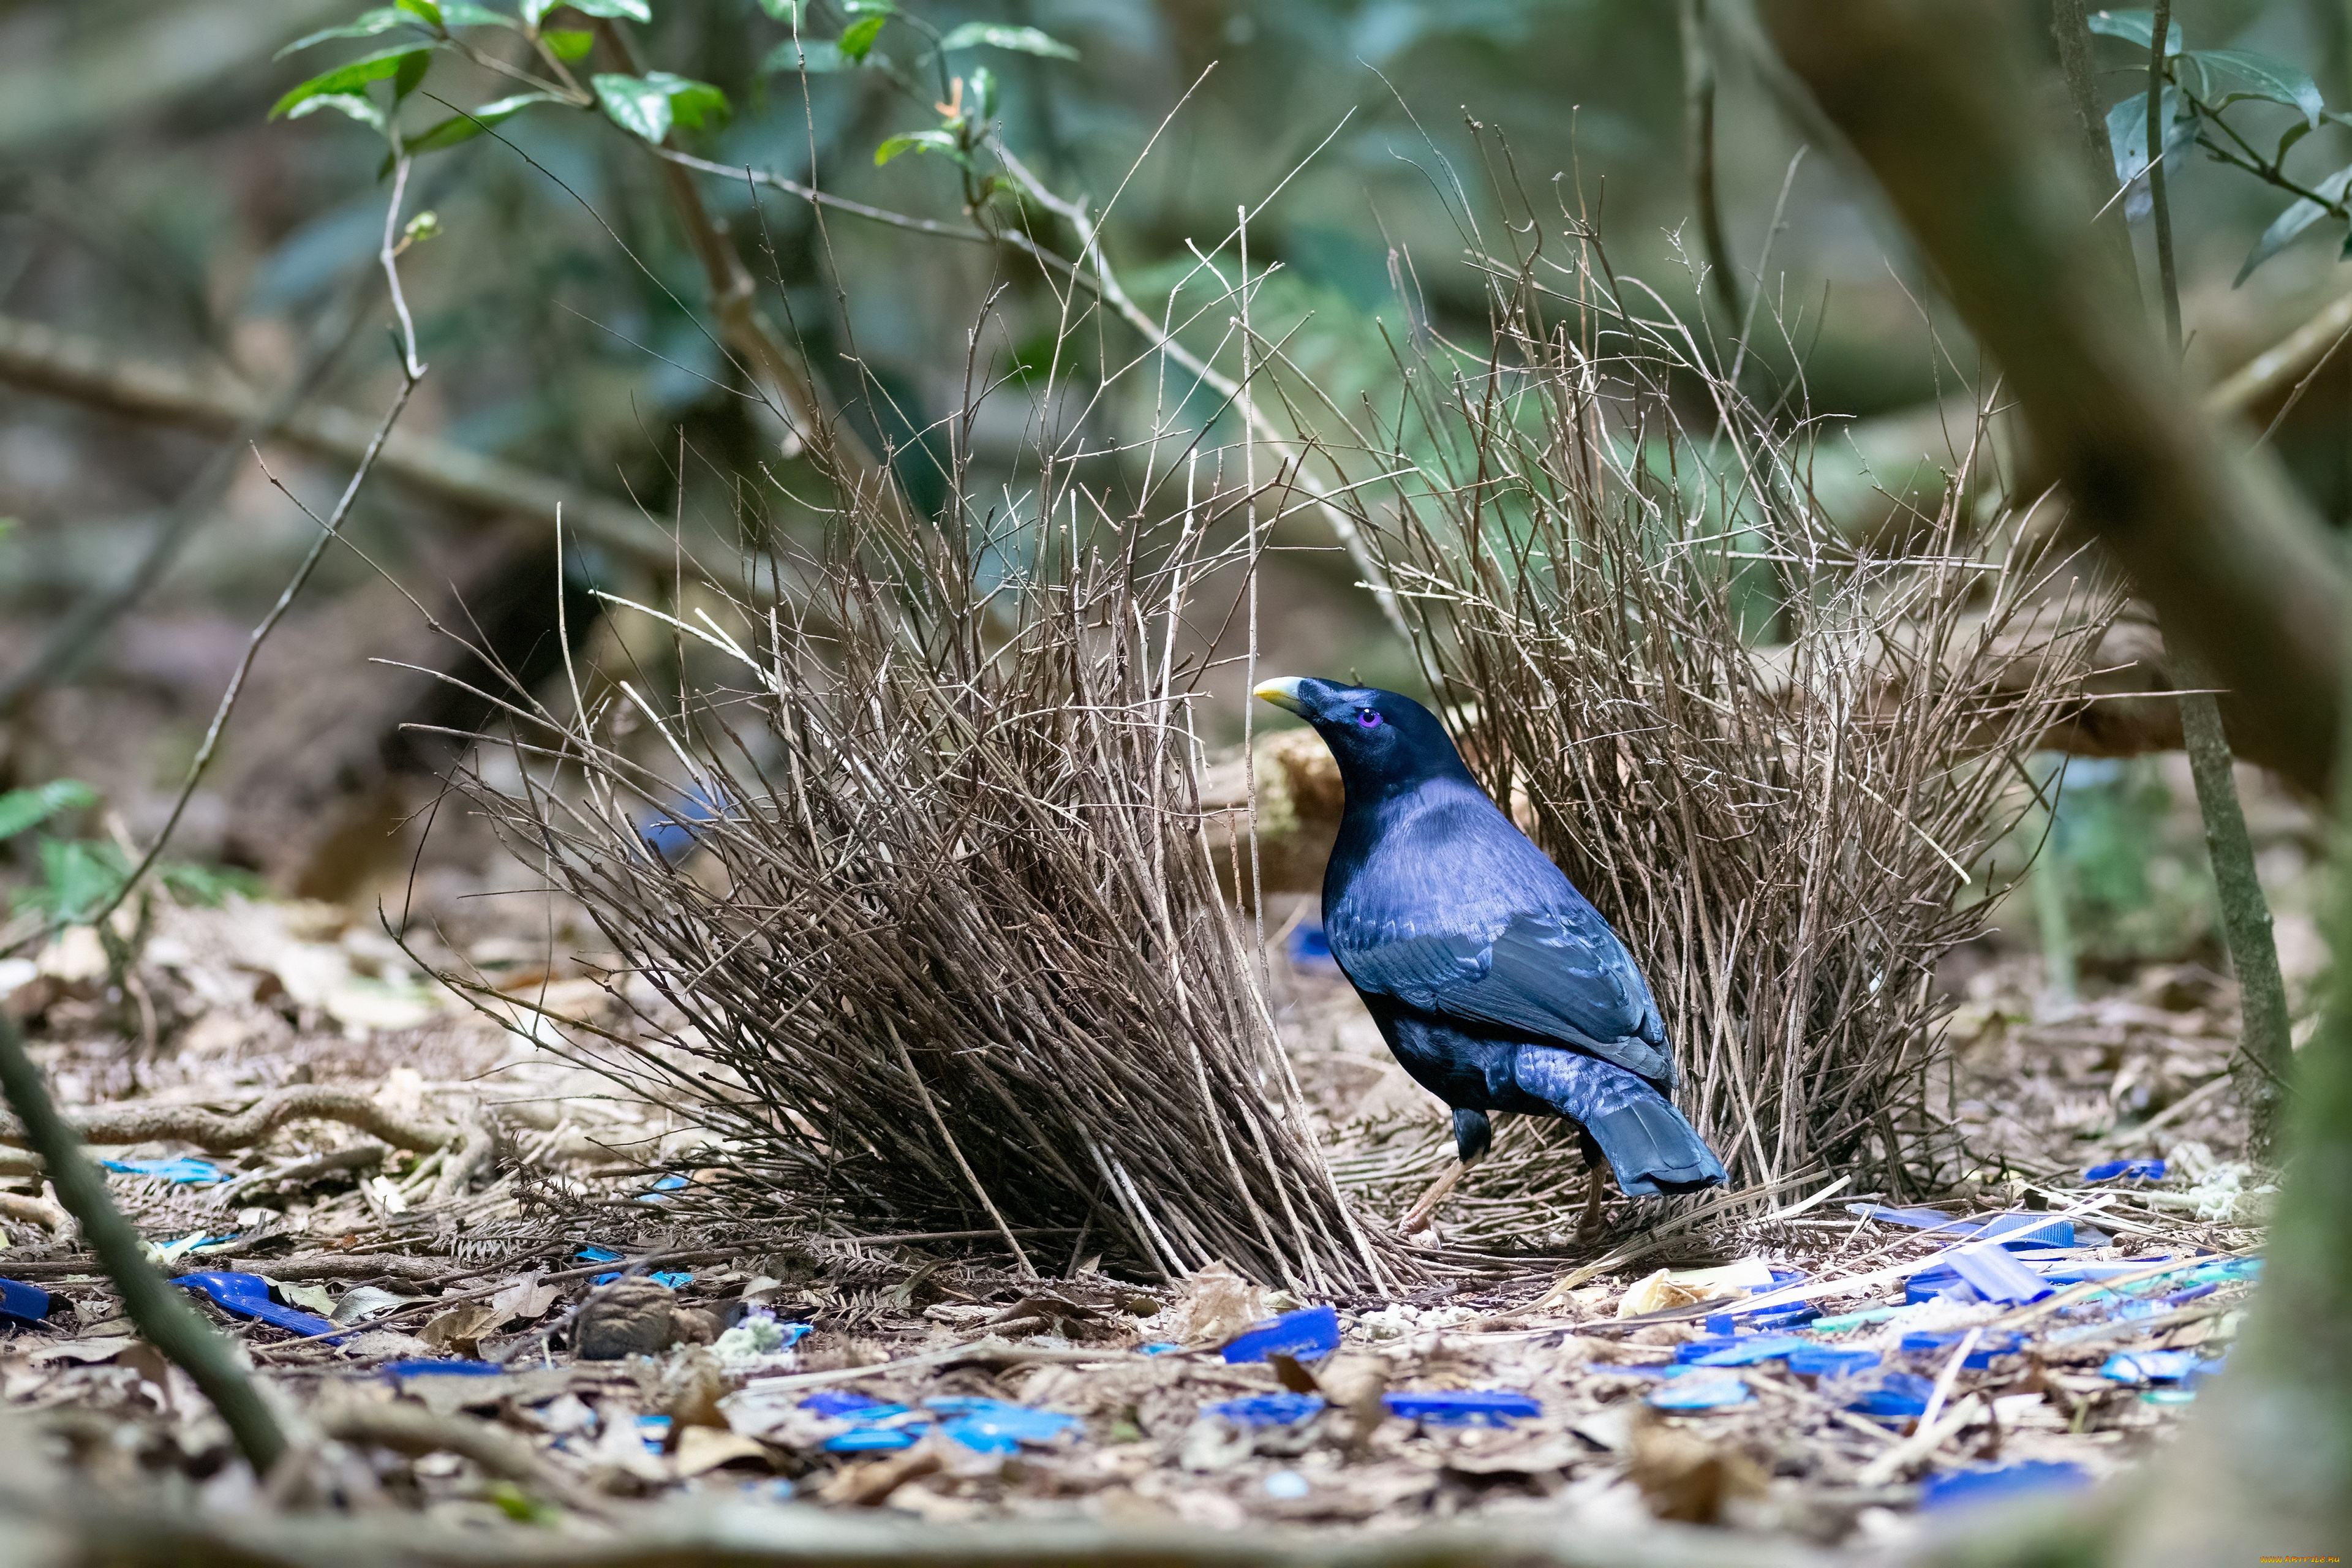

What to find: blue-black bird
left=1255, top=676, right=1727, bottom=1237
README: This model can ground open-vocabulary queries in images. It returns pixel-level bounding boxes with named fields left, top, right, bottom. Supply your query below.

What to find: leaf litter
left=0, top=894, right=2272, bottom=1551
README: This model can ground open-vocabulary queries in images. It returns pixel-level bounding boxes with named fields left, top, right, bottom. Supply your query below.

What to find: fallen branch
left=0, top=1011, right=288, bottom=1476
left=317, top=1400, right=611, bottom=1518
left=0, top=1185, right=72, bottom=1236
left=0, top=1086, right=458, bottom=1155
left=0, top=312, right=725, bottom=590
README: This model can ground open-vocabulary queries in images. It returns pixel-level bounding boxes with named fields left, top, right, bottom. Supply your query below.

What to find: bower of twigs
left=1314, top=224, right=2109, bottom=1242
left=435, top=360, right=1401, bottom=1296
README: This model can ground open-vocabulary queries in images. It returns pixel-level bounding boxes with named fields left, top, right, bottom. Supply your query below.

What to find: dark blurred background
left=0, top=0, right=2339, bottom=979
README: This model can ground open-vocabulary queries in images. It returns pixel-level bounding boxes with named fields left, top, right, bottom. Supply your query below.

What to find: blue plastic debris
left=929, top=1401, right=1081, bottom=1452
left=590, top=1273, right=623, bottom=1287
left=1382, top=1390, right=1542, bottom=1426
left=100, top=1157, right=225, bottom=1185
left=1672, top=1335, right=1749, bottom=1364
left=1687, top=1334, right=1814, bottom=1368
left=1204, top=1393, right=1325, bottom=1427
left=801, top=1393, right=905, bottom=1419
left=0, top=1278, right=51, bottom=1327
left=1705, top=1301, right=1819, bottom=1335
left=2188, top=1357, right=2228, bottom=1385
left=172, top=1272, right=341, bottom=1343
left=1264, top=1470, right=1311, bottom=1499
left=1139, top=1342, right=1184, bottom=1355
left=1221, top=1303, right=1340, bottom=1365
left=1807, top=1305, right=1901, bottom=1333
left=2082, top=1158, right=2166, bottom=1183
left=2101, top=1350, right=2201, bottom=1384
left=1905, top=1267, right=1973, bottom=1305
left=382, top=1360, right=505, bottom=1378
left=1902, top=1329, right=2026, bottom=1369
left=575, top=1246, right=624, bottom=1264
left=638, top=1175, right=690, bottom=1202
left=1286, top=923, right=1337, bottom=968
left=647, top=1272, right=693, bottom=1289
left=1785, top=1345, right=1880, bottom=1379
left=1922, top=1460, right=2089, bottom=1511
left=1849, top=1372, right=1938, bottom=1420
left=824, top=1427, right=919, bottom=1453
left=1948, top=1243, right=2054, bottom=1306
left=1648, top=1377, right=1753, bottom=1411
left=639, top=785, right=726, bottom=867
left=1850, top=1204, right=2092, bottom=1250
left=635, top=1414, right=671, bottom=1454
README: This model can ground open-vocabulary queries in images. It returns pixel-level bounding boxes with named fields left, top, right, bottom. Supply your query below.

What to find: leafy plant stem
left=2149, top=0, right=2184, bottom=358
left=0, top=1009, right=288, bottom=1477
left=2049, top=0, right=2141, bottom=303
left=73, top=154, right=428, bottom=938
left=1677, top=0, right=1740, bottom=326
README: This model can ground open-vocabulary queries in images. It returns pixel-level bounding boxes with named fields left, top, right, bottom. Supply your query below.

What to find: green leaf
left=288, top=92, right=390, bottom=132
left=842, top=0, right=894, bottom=12
left=936, top=21, right=1078, bottom=60
left=763, top=37, right=852, bottom=72
left=543, top=26, right=593, bottom=59
left=277, top=8, right=418, bottom=58
left=394, top=48, right=431, bottom=99
left=2106, top=85, right=2197, bottom=188
left=594, top=72, right=671, bottom=140
left=398, top=90, right=562, bottom=157
left=591, top=71, right=726, bottom=142
left=875, top=128, right=960, bottom=165
left=2236, top=162, right=2352, bottom=285
left=553, top=0, right=652, bottom=18
left=19, top=839, right=126, bottom=926
left=157, top=861, right=266, bottom=908
left=2278, top=119, right=2315, bottom=163
left=838, top=14, right=888, bottom=61
left=2192, top=49, right=2325, bottom=129
left=271, top=44, right=433, bottom=118
left=395, top=0, right=443, bottom=25
left=438, top=1, right=520, bottom=26
left=0, top=780, right=97, bottom=842
left=2089, top=9, right=2183, bottom=55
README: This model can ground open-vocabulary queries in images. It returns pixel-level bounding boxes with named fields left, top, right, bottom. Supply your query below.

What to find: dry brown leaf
left=673, top=1426, right=772, bottom=1477
left=417, top=1302, right=498, bottom=1356
left=489, top=1270, right=559, bottom=1328
left=1165, top=1261, right=1265, bottom=1347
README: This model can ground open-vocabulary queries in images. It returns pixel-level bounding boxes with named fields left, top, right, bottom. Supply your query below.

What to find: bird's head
left=1252, top=677, right=1471, bottom=793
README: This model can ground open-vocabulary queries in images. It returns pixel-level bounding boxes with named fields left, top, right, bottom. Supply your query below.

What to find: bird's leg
left=1400, top=1109, right=1494, bottom=1238
left=1575, top=1128, right=1609, bottom=1245
left=1398, top=1161, right=1468, bottom=1237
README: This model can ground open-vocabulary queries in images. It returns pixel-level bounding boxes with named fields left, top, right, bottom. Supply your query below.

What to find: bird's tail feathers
left=1583, top=1096, right=1727, bottom=1196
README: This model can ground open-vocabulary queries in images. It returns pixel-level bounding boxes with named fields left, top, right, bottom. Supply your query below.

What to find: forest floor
left=0, top=874, right=2287, bottom=1555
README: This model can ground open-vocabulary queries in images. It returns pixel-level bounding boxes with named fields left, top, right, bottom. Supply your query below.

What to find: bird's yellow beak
left=1253, top=676, right=1309, bottom=717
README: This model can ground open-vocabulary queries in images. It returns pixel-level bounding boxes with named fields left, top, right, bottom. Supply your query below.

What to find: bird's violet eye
left=1355, top=708, right=1384, bottom=728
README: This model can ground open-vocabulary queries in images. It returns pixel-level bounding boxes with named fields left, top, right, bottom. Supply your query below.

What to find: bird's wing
left=1331, top=907, right=1673, bottom=1084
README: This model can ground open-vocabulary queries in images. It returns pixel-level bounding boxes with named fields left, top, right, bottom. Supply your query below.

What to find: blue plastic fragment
left=2162, top=1283, right=2218, bottom=1307
left=2101, top=1350, right=2200, bottom=1384
left=1687, top=1333, right=1813, bottom=1368
left=1139, top=1342, right=1184, bottom=1355
left=801, top=1392, right=905, bottom=1418
left=1221, top=1303, right=1340, bottom=1365
left=100, top=1157, right=226, bottom=1185
left=930, top=1401, right=1080, bottom=1451
left=639, top=785, right=726, bottom=866
left=1672, top=1335, right=1749, bottom=1364
left=2083, top=1158, right=2166, bottom=1183
left=576, top=1246, right=624, bottom=1263
left=1205, top=1393, right=1325, bottom=1427
left=1648, top=1377, right=1753, bottom=1411
left=1287, top=923, right=1337, bottom=968
left=1849, top=1372, right=1938, bottom=1419
left=1852, top=1205, right=2089, bottom=1250
left=824, top=1427, right=919, bottom=1453
left=1902, top=1329, right=2026, bottom=1368
left=590, top=1272, right=622, bottom=1286
left=1922, top=1460, right=2090, bottom=1511
left=1905, top=1267, right=1973, bottom=1304
left=1382, top=1389, right=1542, bottom=1426
left=2188, top=1357, right=2228, bottom=1385
left=1785, top=1344, right=1880, bottom=1379
left=1948, top=1243, right=2054, bottom=1306
left=638, top=1175, right=690, bottom=1202
left=382, top=1359, right=505, bottom=1378
left=172, top=1272, right=341, bottom=1343
left=0, top=1278, right=51, bottom=1327
left=647, top=1272, right=693, bottom=1289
